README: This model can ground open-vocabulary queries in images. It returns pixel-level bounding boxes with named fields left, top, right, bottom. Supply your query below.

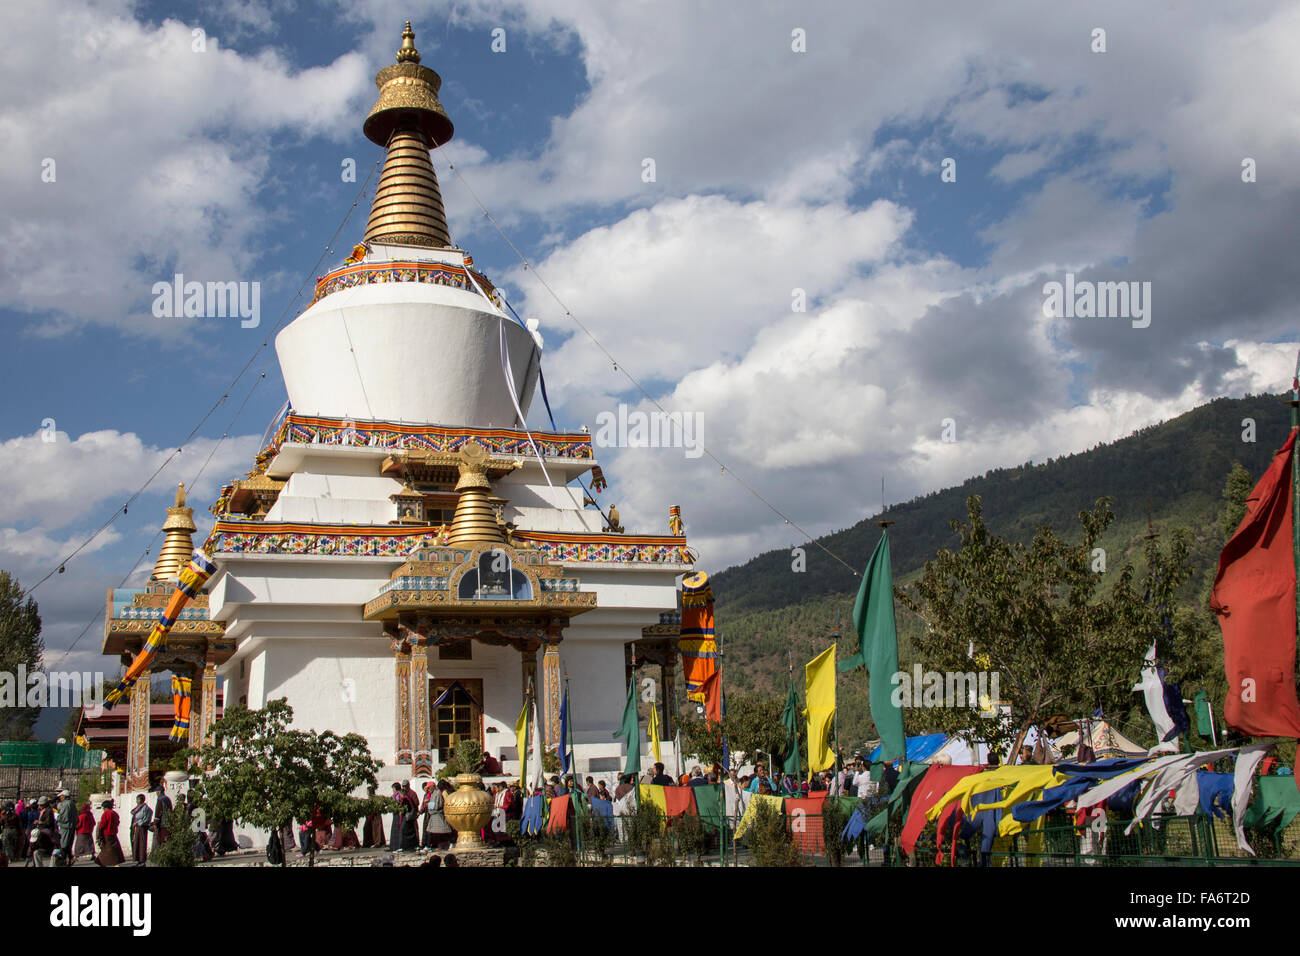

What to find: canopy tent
left=1053, top=720, right=1147, bottom=760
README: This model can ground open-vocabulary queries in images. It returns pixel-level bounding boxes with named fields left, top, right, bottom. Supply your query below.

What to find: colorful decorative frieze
left=205, top=521, right=691, bottom=565
left=273, top=414, right=594, bottom=460
left=310, top=260, right=498, bottom=308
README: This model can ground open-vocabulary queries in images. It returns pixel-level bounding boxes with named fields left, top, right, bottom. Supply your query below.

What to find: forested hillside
left=708, top=392, right=1291, bottom=753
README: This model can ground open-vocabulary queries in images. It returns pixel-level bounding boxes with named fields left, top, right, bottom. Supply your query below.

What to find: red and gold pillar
left=126, top=667, right=151, bottom=792
left=393, top=639, right=412, bottom=766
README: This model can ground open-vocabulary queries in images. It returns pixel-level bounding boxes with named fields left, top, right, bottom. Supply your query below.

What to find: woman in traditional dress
left=362, top=786, right=385, bottom=848
left=0, top=803, right=20, bottom=862
left=388, top=783, right=405, bottom=851
left=330, top=816, right=361, bottom=850
left=129, top=794, right=152, bottom=865
left=73, top=803, right=95, bottom=859
left=95, top=799, right=125, bottom=867
left=423, top=780, right=453, bottom=849
left=400, top=782, right=420, bottom=851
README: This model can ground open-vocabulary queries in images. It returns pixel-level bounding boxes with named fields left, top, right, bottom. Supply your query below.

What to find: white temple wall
left=258, top=636, right=396, bottom=758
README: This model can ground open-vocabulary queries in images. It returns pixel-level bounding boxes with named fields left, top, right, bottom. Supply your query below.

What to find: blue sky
left=2, top=0, right=1298, bottom=685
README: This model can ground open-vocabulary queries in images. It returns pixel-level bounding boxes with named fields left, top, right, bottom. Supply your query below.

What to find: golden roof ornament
left=447, top=441, right=505, bottom=544
left=152, top=482, right=197, bottom=582
left=361, top=21, right=455, bottom=248
left=396, top=20, right=421, bottom=63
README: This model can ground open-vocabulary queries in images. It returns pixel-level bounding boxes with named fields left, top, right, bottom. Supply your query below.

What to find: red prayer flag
left=1212, top=428, right=1300, bottom=737
left=546, top=795, right=571, bottom=833
left=700, top=669, right=722, bottom=725
left=784, top=793, right=828, bottom=855
left=899, top=765, right=984, bottom=856
left=663, top=787, right=696, bottom=818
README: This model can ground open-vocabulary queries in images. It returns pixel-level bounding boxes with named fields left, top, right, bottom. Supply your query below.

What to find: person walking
left=423, top=780, right=453, bottom=849
left=0, top=803, right=20, bottom=863
left=388, top=782, right=405, bottom=851
left=95, top=799, right=125, bottom=867
left=56, top=789, right=76, bottom=859
left=152, top=786, right=173, bottom=852
left=73, top=803, right=95, bottom=860
left=129, top=794, right=152, bottom=865
left=362, top=785, right=385, bottom=848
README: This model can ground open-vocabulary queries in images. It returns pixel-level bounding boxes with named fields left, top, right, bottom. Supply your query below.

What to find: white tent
left=1054, top=720, right=1147, bottom=760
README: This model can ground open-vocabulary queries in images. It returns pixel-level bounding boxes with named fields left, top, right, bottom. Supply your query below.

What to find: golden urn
left=443, top=773, right=493, bottom=848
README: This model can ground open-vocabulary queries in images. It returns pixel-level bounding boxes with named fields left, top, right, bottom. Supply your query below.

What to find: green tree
left=187, top=698, right=382, bottom=865
left=1220, top=462, right=1253, bottom=541
left=899, top=495, right=1204, bottom=756
left=677, top=690, right=792, bottom=773
left=0, top=572, right=43, bottom=740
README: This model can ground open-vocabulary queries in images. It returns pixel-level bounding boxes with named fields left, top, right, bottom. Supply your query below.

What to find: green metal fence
left=515, top=802, right=1300, bottom=867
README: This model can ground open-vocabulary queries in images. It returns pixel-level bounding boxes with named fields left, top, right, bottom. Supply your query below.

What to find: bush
left=673, top=812, right=710, bottom=863
left=149, top=822, right=196, bottom=868
left=437, top=740, right=485, bottom=780
left=626, top=799, right=664, bottom=858
left=505, top=820, right=539, bottom=867
left=821, top=797, right=856, bottom=867
left=541, top=833, right=576, bottom=867
left=747, top=800, right=803, bottom=867
left=579, top=810, right=614, bottom=862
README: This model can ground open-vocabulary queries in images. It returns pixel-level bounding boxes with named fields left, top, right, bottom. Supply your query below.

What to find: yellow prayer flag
left=647, top=699, right=662, bottom=766
left=805, top=644, right=837, bottom=772
left=514, top=700, right=529, bottom=787
left=638, top=783, right=669, bottom=815
left=734, top=793, right=783, bottom=839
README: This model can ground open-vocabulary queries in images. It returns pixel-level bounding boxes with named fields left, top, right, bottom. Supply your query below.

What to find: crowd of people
left=0, top=785, right=242, bottom=867
left=0, top=754, right=883, bottom=867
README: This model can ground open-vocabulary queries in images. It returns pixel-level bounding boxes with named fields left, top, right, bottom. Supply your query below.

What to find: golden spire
left=362, top=22, right=455, bottom=249
left=446, top=442, right=505, bottom=545
left=152, top=483, right=197, bottom=583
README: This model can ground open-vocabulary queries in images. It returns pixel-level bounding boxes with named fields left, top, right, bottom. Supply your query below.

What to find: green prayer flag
left=614, top=678, right=641, bottom=777
left=694, top=783, right=725, bottom=832
left=1194, top=690, right=1213, bottom=737
left=780, top=679, right=802, bottom=776
left=839, top=531, right=906, bottom=761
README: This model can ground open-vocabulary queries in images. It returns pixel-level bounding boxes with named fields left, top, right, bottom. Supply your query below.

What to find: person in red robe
left=95, top=800, right=125, bottom=867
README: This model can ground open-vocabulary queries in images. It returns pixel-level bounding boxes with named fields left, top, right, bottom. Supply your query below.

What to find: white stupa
left=201, top=24, right=692, bottom=823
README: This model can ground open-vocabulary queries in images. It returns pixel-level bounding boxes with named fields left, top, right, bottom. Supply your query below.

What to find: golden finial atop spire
left=153, top=483, right=197, bottom=582
left=396, top=21, right=421, bottom=63
left=361, top=21, right=455, bottom=248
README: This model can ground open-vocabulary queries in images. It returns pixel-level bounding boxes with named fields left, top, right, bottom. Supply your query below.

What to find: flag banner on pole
left=514, top=700, right=529, bottom=787
left=168, top=675, right=192, bottom=742
left=780, top=679, right=801, bottom=776
left=647, top=693, right=662, bottom=766
left=1133, top=641, right=1186, bottom=753
left=699, top=669, right=722, bottom=725
left=615, top=677, right=641, bottom=777
left=839, top=531, right=905, bottom=761
left=529, top=696, right=545, bottom=793
left=559, top=687, right=571, bottom=774
left=1194, top=691, right=1213, bottom=737
left=1212, top=428, right=1300, bottom=737
left=805, top=644, right=837, bottom=773
left=105, top=550, right=217, bottom=707
left=680, top=571, right=717, bottom=702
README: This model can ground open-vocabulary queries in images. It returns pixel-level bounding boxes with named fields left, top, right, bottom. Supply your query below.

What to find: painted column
left=393, top=640, right=412, bottom=767
left=541, top=641, right=563, bottom=748
left=192, top=658, right=219, bottom=747
left=126, top=667, right=151, bottom=792
left=410, top=641, right=432, bottom=777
